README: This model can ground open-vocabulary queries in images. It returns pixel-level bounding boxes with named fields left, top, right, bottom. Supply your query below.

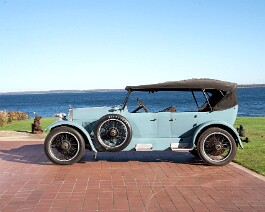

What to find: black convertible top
left=125, top=78, right=237, bottom=92
left=124, top=79, right=238, bottom=111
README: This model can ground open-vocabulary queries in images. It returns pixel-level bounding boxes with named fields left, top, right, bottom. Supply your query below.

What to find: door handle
left=150, top=119, right=156, bottom=121
left=169, top=118, right=173, bottom=121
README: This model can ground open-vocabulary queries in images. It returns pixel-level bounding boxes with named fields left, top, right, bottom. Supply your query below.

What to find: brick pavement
left=0, top=140, right=264, bottom=212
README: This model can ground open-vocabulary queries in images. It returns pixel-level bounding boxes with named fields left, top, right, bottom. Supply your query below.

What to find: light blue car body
left=46, top=104, right=243, bottom=152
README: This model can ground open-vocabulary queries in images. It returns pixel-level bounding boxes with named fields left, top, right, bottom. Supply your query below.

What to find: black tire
left=189, top=148, right=199, bottom=157
left=197, top=127, right=237, bottom=166
left=94, top=114, right=132, bottom=152
left=44, top=126, right=85, bottom=165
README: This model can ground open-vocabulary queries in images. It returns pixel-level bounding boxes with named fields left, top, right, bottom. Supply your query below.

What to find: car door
left=126, top=113, right=158, bottom=138
left=171, top=112, right=198, bottom=137
left=157, top=112, right=172, bottom=138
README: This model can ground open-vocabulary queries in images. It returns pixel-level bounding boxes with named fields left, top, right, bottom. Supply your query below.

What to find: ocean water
left=0, top=88, right=264, bottom=118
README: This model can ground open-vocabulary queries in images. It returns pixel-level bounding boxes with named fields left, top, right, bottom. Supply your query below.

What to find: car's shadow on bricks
left=88, top=151, right=205, bottom=165
left=0, top=144, right=51, bottom=165
left=0, top=143, right=206, bottom=166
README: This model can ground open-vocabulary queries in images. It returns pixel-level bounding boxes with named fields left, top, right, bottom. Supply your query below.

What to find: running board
left=135, top=144, right=153, bottom=151
left=134, top=143, right=193, bottom=151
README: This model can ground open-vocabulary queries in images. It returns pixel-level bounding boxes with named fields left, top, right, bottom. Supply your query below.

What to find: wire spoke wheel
left=203, top=133, right=231, bottom=162
left=50, top=132, right=79, bottom=161
left=44, top=126, right=85, bottom=165
left=197, top=127, right=237, bottom=166
left=98, top=119, right=128, bottom=148
left=95, top=114, right=132, bottom=152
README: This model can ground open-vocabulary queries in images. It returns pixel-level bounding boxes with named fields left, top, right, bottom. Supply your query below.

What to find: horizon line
left=1, top=83, right=265, bottom=95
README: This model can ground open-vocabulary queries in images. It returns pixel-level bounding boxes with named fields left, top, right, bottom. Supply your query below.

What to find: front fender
left=193, top=121, right=243, bottom=149
left=45, top=121, right=97, bottom=152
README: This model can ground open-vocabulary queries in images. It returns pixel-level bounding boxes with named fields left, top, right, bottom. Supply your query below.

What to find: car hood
left=70, top=105, right=122, bottom=121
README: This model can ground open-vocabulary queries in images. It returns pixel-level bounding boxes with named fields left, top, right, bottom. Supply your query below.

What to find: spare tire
left=94, top=114, right=132, bottom=152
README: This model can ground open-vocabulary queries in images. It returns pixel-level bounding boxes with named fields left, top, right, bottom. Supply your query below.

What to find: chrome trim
left=68, top=108, right=73, bottom=121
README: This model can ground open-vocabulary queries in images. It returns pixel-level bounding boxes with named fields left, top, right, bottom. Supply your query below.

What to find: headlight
left=55, top=113, right=66, bottom=121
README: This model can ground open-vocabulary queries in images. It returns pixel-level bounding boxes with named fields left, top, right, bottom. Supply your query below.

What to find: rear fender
left=193, top=121, right=243, bottom=149
left=45, top=121, right=97, bottom=152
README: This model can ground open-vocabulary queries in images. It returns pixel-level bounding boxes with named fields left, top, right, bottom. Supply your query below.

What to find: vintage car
left=44, top=79, right=243, bottom=166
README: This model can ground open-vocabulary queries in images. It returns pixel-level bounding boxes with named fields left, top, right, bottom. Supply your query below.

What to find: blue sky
left=0, top=0, right=264, bottom=92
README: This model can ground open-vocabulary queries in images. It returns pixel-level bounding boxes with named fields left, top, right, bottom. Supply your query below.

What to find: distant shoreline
left=0, top=89, right=124, bottom=95
left=238, top=84, right=265, bottom=88
left=0, top=85, right=264, bottom=95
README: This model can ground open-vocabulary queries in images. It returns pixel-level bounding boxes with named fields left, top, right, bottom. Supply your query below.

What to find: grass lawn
left=0, top=116, right=264, bottom=176
left=234, top=117, right=265, bottom=176
left=0, top=117, right=56, bottom=132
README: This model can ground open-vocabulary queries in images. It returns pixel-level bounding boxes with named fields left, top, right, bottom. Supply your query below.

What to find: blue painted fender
left=193, top=121, right=243, bottom=149
left=45, top=121, right=97, bottom=152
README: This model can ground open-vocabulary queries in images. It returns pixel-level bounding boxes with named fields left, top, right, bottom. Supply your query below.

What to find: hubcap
left=61, top=141, right=71, bottom=150
left=215, top=143, right=222, bottom=150
left=109, top=128, right=118, bottom=137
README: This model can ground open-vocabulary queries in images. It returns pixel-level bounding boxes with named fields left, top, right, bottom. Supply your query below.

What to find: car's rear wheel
left=197, top=127, right=237, bottom=166
left=94, top=114, right=132, bottom=152
left=44, top=126, right=85, bottom=165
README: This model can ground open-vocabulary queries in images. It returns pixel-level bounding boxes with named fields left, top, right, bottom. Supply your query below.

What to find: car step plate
left=170, top=143, right=191, bottom=151
left=135, top=144, right=153, bottom=151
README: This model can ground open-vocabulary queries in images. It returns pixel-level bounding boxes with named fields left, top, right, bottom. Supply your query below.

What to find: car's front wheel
left=44, top=126, right=85, bottom=165
left=197, top=127, right=237, bottom=166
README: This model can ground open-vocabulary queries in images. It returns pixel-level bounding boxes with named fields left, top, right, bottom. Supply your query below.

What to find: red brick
left=0, top=141, right=265, bottom=212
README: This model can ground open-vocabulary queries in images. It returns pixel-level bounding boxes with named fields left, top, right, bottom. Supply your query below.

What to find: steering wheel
left=132, top=98, right=148, bottom=113
left=136, top=98, right=148, bottom=112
